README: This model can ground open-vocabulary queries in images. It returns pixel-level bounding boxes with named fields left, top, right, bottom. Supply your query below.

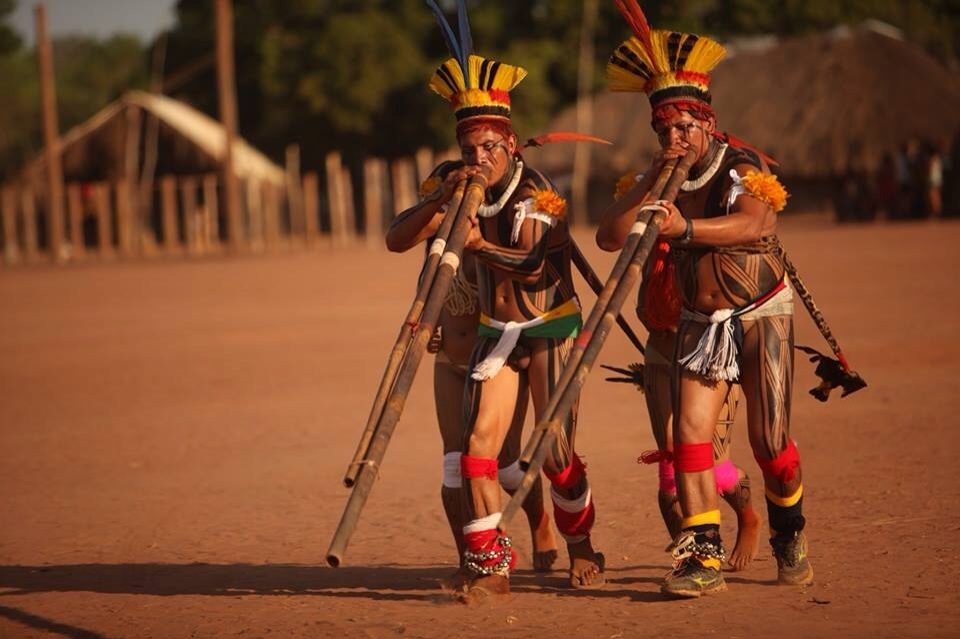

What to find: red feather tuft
left=523, top=131, right=613, bottom=149
left=615, top=0, right=654, bottom=55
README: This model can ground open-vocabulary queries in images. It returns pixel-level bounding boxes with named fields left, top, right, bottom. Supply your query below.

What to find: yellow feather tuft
left=419, top=176, right=442, bottom=200
left=741, top=171, right=789, bottom=213
left=684, top=37, right=726, bottom=76
left=532, top=189, right=566, bottom=218
left=649, top=31, right=673, bottom=74
left=614, top=171, right=640, bottom=200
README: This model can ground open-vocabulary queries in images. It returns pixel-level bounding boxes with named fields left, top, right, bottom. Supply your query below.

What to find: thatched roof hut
left=537, top=24, right=960, bottom=190
left=22, top=90, right=285, bottom=187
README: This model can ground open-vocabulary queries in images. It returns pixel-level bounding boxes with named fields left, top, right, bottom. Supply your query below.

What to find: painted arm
left=659, top=163, right=779, bottom=246
left=385, top=161, right=468, bottom=253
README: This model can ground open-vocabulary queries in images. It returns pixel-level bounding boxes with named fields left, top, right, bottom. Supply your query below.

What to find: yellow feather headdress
left=607, top=0, right=726, bottom=109
left=426, top=0, right=526, bottom=123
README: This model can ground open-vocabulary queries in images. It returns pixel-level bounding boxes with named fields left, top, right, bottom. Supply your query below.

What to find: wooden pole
left=326, top=152, right=348, bottom=245
left=160, top=175, right=179, bottom=253
left=286, top=144, right=304, bottom=240
left=342, top=179, right=468, bottom=488
left=66, top=183, right=85, bottom=260
left=21, top=186, right=38, bottom=261
left=215, top=0, right=243, bottom=250
left=363, top=158, right=385, bottom=248
left=35, top=4, right=65, bottom=261
left=262, top=181, right=280, bottom=249
left=328, top=173, right=488, bottom=566
left=570, top=0, right=598, bottom=227
left=180, top=176, right=200, bottom=254
left=341, top=166, right=355, bottom=243
left=202, top=173, right=220, bottom=250
left=246, top=179, right=264, bottom=251
left=115, top=180, right=134, bottom=257
left=1, top=185, right=18, bottom=264
left=93, top=182, right=113, bottom=258
left=302, top=171, right=320, bottom=246
left=124, top=104, right=142, bottom=256
left=390, top=157, right=417, bottom=213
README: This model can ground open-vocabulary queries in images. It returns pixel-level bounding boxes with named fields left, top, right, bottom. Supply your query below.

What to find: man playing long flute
left=597, top=0, right=812, bottom=598
left=385, top=146, right=559, bottom=587
left=606, top=174, right=760, bottom=571
left=397, top=1, right=604, bottom=601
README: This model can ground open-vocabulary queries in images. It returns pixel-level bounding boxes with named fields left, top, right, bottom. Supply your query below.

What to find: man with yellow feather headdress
left=387, top=1, right=604, bottom=600
left=598, top=1, right=812, bottom=598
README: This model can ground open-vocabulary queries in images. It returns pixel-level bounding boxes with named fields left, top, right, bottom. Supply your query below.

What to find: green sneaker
left=661, top=532, right=727, bottom=599
left=771, top=531, right=814, bottom=586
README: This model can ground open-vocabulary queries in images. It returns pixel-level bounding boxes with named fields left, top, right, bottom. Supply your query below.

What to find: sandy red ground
left=1, top=217, right=959, bottom=638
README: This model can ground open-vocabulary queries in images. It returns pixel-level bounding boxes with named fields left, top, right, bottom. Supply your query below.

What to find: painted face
left=458, top=127, right=517, bottom=187
left=653, top=110, right=714, bottom=164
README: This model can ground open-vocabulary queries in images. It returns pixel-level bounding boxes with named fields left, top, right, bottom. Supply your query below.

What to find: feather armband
left=419, top=176, right=443, bottom=200
left=727, top=169, right=788, bottom=213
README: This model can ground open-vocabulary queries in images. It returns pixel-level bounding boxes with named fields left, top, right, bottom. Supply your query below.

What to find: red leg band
left=460, top=454, right=498, bottom=481
left=674, top=442, right=714, bottom=473
left=544, top=454, right=585, bottom=490
left=554, top=499, right=595, bottom=539
left=756, top=439, right=801, bottom=483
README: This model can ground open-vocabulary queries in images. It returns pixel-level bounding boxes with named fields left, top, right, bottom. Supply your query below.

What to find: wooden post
left=21, top=186, right=38, bottom=261
left=286, top=144, right=304, bottom=241
left=215, top=0, right=243, bottom=250
left=302, top=171, right=320, bottom=246
left=246, top=179, right=264, bottom=251
left=1, top=185, right=18, bottom=264
left=202, top=173, right=220, bottom=250
left=160, top=175, right=179, bottom=253
left=124, top=104, right=141, bottom=256
left=180, top=176, right=200, bottom=254
left=363, top=158, right=386, bottom=248
left=66, top=183, right=85, bottom=260
left=115, top=180, right=134, bottom=257
left=35, top=5, right=65, bottom=261
left=341, top=166, right=355, bottom=243
left=326, top=152, right=349, bottom=245
left=414, top=147, right=435, bottom=184
left=93, top=182, right=113, bottom=258
left=390, top=157, right=417, bottom=214
left=262, top=181, right=281, bottom=249
left=570, top=0, right=598, bottom=227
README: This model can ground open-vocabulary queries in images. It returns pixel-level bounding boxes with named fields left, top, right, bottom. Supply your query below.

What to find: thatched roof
left=537, top=24, right=960, bottom=180
left=23, top=90, right=285, bottom=186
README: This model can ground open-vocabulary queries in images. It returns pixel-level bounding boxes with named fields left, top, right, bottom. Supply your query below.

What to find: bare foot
left=567, top=539, right=605, bottom=588
left=455, top=574, right=510, bottom=604
left=727, top=505, right=760, bottom=572
left=531, top=511, right=559, bottom=572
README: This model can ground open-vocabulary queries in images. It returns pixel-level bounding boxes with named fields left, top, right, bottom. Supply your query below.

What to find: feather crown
left=607, top=0, right=726, bottom=108
left=426, top=0, right=527, bottom=122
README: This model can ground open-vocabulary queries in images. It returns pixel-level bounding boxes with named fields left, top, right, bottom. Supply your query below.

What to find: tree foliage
left=1, top=0, right=958, bottom=179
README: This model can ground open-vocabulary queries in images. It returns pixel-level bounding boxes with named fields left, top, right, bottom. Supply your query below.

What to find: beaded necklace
left=477, top=160, right=524, bottom=218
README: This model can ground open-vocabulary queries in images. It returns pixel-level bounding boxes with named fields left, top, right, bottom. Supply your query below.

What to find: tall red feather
left=615, top=0, right=654, bottom=55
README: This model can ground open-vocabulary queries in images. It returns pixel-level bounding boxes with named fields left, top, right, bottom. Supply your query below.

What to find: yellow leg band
left=766, top=484, right=803, bottom=507
left=681, top=509, right=721, bottom=529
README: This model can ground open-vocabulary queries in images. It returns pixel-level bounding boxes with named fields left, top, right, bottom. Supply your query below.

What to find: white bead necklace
left=476, top=160, right=524, bottom=218
left=681, top=143, right=728, bottom=192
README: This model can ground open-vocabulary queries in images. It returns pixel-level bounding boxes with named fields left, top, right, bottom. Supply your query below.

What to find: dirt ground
left=2, top=216, right=959, bottom=639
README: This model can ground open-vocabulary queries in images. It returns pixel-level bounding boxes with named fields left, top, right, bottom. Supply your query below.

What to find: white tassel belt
left=678, top=277, right=793, bottom=381
left=472, top=298, right=581, bottom=381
